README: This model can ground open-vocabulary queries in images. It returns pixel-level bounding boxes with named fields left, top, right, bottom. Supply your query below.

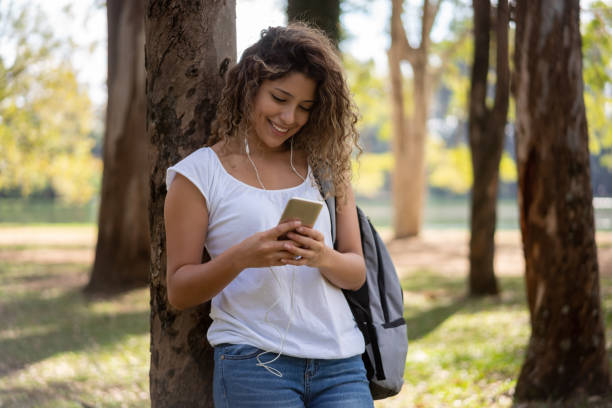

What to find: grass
left=371, top=270, right=529, bottom=408
left=355, top=194, right=612, bottom=232
left=0, top=226, right=611, bottom=407
left=0, top=198, right=99, bottom=225
left=377, top=268, right=612, bottom=408
left=2, top=195, right=610, bottom=231
left=0, top=245, right=149, bottom=407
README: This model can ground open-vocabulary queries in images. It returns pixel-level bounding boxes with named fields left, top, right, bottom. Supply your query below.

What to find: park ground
left=0, top=225, right=611, bottom=407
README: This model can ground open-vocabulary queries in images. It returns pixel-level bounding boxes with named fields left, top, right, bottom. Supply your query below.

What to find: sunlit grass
left=377, top=270, right=612, bottom=408
left=1, top=228, right=611, bottom=407
left=0, top=245, right=150, bottom=407
left=374, top=271, right=529, bottom=408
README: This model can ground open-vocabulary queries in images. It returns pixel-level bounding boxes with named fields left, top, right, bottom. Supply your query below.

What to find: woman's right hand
left=237, top=220, right=302, bottom=269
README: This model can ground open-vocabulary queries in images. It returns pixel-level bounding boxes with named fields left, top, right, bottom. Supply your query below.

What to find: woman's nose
left=279, top=106, right=296, bottom=125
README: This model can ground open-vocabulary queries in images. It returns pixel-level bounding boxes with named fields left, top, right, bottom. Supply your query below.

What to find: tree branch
left=421, top=0, right=442, bottom=52
left=391, top=0, right=419, bottom=64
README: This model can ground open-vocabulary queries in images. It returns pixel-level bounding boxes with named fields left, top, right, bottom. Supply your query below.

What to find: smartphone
left=278, top=197, right=323, bottom=239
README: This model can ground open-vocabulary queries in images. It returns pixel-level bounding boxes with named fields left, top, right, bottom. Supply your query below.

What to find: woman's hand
left=281, top=226, right=330, bottom=268
left=237, top=221, right=303, bottom=269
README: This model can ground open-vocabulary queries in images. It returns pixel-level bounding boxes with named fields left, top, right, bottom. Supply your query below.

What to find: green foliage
left=352, top=152, right=393, bottom=196
left=0, top=3, right=100, bottom=203
left=344, top=56, right=395, bottom=196
left=582, top=2, right=612, bottom=169
left=343, top=55, right=392, bottom=144
left=499, top=151, right=517, bottom=183
left=427, top=138, right=472, bottom=194
left=426, top=139, right=517, bottom=195
left=0, top=197, right=98, bottom=224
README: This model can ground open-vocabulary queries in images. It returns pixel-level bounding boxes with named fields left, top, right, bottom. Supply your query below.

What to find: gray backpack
left=324, top=195, right=408, bottom=399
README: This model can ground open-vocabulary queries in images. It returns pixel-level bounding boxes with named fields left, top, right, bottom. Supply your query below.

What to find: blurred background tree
left=467, top=0, right=509, bottom=297
left=388, top=0, right=473, bottom=238
left=85, top=0, right=149, bottom=295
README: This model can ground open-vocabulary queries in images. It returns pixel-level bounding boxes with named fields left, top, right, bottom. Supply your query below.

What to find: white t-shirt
left=166, top=147, right=364, bottom=359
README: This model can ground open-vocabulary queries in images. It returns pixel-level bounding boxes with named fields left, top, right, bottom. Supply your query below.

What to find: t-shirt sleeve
left=165, top=148, right=215, bottom=213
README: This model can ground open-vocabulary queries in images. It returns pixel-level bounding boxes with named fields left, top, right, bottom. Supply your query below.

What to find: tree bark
left=467, top=0, right=509, bottom=296
left=514, top=0, right=610, bottom=400
left=388, top=0, right=440, bottom=238
left=287, top=0, right=341, bottom=45
left=145, top=1, right=235, bottom=406
left=86, top=0, right=149, bottom=294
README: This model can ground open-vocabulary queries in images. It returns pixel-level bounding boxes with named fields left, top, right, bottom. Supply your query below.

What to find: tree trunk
left=467, top=0, right=509, bottom=296
left=287, top=0, right=341, bottom=45
left=145, top=1, right=236, bottom=406
left=86, top=0, right=149, bottom=294
left=387, top=26, right=411, bottom=239
left=389, top=61, right=428, bottom=239
left=388, top=0, right=440, bottom=238
left=514, top=0, right=610, bottom=400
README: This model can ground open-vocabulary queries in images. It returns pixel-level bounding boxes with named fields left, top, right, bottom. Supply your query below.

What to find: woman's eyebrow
left=273, top=87, right=315, bottom=103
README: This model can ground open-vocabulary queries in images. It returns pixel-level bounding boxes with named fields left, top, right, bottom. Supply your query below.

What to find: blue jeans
left=213, top=343, right=374, bottom=408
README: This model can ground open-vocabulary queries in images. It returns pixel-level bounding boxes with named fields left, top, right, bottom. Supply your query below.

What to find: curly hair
left=209, top=23, right=361, bottom=203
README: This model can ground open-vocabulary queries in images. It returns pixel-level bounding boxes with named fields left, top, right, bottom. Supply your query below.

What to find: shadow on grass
left=400, top=269, right=467, bottom=341
left=401, top=270, right=529, bottom=341
left=405, top=298, right=468, bottom=341
left=0, top=262, right=149, bottom=377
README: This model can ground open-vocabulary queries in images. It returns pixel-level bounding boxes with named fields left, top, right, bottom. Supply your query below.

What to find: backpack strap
left=370, top=218, right=390, bottom=324
left=325, top=194, right=337, bottom=246
left=318, top=177, right=337, bottom=245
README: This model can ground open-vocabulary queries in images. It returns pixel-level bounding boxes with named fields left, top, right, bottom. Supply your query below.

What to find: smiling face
left=249, top=71, right=317, bottom=152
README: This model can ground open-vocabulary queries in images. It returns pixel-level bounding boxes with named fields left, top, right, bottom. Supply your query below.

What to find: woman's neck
left=243, top=133, right=288, bottom=157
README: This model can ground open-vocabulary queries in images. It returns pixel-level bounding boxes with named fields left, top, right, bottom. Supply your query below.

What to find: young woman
left=164, top=24, right=374, bottom=407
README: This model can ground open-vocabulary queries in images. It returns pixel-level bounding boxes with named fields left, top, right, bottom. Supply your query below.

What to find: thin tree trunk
left=145, top=1, right=236, bottom=406
left=287, top=0, right=341, bottom=45
left=514, top=0, right=610, bottom=400
left=467, top=0, right=509, bottom=296
left=388, top=0, right=440, bottom=238
left=86, top=0, right=149, bottom=294
left=388, top=16, right=412, bottom=239
left=389, top=61, right=428, bottom=239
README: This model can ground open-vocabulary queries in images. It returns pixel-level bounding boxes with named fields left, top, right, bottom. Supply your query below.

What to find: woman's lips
left=269, top=120, right=289, bottom=134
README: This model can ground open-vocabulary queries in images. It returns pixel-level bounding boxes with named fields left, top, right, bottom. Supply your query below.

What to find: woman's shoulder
left=168, top=146, right=219, bottom=174
left=177, top=145, right=212, bottom=163
left=166, top=146, right=218, bottom=194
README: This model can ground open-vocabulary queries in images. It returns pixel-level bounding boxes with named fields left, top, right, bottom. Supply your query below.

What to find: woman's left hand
left=281, top=226, right=329, bottom=268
